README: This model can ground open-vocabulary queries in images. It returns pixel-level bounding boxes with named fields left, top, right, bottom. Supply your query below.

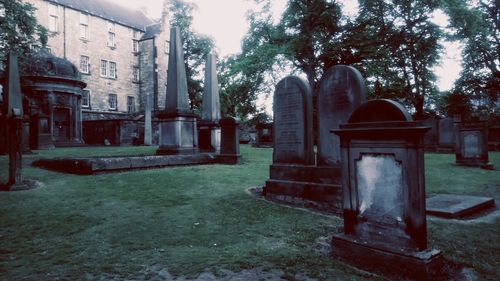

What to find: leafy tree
left=0, top=0, right=47, bottom=72
left=442, top=0, right=499, bottom=117
left=168, top=0, right=214, bottom=111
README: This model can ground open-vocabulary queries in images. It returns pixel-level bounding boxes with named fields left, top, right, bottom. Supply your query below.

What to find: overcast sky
left=111, top=0, right=462, bottom=96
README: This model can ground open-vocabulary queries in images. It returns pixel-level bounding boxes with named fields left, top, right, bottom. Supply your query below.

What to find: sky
left=111, top=0, right=462, bottom=113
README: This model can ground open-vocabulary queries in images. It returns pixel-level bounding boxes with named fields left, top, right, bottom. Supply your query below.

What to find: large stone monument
left=198, top=53, right=221, bottom=152
left=264, top=76, right=342, bottom=212
left=156, top=27, right=198, bottom=155
left=332, top=99, right=443, bottom=280
left=317, top=65, right=366, bottom=166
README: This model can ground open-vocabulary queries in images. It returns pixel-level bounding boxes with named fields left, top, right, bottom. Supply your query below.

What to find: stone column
left=144, top=92, right=152, bottom=145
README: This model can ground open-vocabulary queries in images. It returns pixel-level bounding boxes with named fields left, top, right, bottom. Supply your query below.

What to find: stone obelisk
left=155, top=26, right=198, bottom=155
left=5, top=52, right=24, bottom=188
left=198, top=53, right=221, bottom=152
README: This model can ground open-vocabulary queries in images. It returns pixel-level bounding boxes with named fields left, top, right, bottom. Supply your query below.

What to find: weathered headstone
left=332, top=99, right=442, bottom=280
left=217, top=117, right=241, bottom=164
left=254, top=122, right=273, bottom=147
left=455, top=121, right=492, bottom=169
left=437, top=117, right=456, bottom=152
left=317, top=65, right=366, bottom=166
left=199, top=53, right=221, bottom=152
left=143, top=92, right=152, bottom=145
left=265, top=76, right=342, bottom=213
left=156, top=26, right=198, bottom=155
left=272, top=76, right=314, bottom=164
left=421, top=117, right=439, bottom=151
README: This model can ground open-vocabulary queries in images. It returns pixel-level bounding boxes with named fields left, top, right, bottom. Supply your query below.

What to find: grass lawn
left=0, top=146, right=499, bottom=280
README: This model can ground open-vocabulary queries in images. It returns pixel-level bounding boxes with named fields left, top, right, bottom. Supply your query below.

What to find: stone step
left=269, top=164, right=342, bottom=184
left=264, top=179, right=342, bottom=203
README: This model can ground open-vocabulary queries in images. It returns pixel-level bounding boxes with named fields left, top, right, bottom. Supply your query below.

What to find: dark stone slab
left=273, top=76, right=314, bottom=165
left=219, top=117, right=241, bottom=164
left=32, top=154, right=217, bottom=174
left=265, top=179, right=342, bottom=205
left=426, top=194, right=495, bottom=218
left=455, top=122, right=492, bottom=168
left=317, top=65, right=366, bottom=166
left=332, top=234, right=443, bottom=281
left=269, top=164, right=341, bottom=185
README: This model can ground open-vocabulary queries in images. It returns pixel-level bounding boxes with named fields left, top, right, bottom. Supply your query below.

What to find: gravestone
left=272, top=76, right=314, bottom=164
left=156, top=26, right=198, bottom=155
left=421, top=117, right=439, bottom=151
left=254, top=122, right=273, bottom=147
left=199, top=53, right=221, bottom=152
left=217, top=117, right=241, bottom=164
left=317, top=65, right=366, bottom=165
left=426, top=194, right=495, bottom=218
left=332, top=99, right=443, bottom=280
left=437, top=117, right=456, bottom=152
left=144, top=92, right=152, bottom=145
left=455, top=121, right=492, bottom=168
left=264, top=76, right=342, bottom=213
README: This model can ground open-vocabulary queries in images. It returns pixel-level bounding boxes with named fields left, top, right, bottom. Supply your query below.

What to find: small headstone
left=218, top=117, right=241, bottom=164
left=273, top=76, right=314, bottom=165
left=455, top=122, right=492, bottom=168
left=426, top=194, right=495, bottom=218
left=317, top=65, right=366, bottom=166
left=438, top=117, right=455, bottom=151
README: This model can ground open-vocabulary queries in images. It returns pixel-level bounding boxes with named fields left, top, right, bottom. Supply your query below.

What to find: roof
left=142, top=23, right=161, bottom=40
left=47, top=0, right=154, bottom=30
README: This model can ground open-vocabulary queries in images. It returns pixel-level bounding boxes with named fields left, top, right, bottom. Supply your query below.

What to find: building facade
left=26, top=0, right=170, bottom=121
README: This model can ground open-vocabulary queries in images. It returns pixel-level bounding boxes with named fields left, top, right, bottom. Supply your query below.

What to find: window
left=82, top=90, right=90, bottom=108
left=100, top=60, right=117, bottom=78
left=108, top=94, right=117, bottom=110
left=109, top=61, right=117, bottom=78
left=48, top=4, right=58, bottom=32
left=80, top=55, right=90, bottom=74
left=127, top=96, right=135, bottom=113
left=107, top=21, right=115, bottom=47
left=132, top=30, right=140, bottom=53
left=79, top=13, right=89, bottom=39
left=133, top=67, right=140, bottom=82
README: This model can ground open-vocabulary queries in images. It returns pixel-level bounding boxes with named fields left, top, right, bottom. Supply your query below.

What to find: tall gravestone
left=332, top=99, right=443, bottom=280
left=217, top=117, right=241, bottom=164
left=199, top=53, right=221, bottom=152
left=317, top=65, right=366, bottom=166
left=264, top=76, right=343, bottom=212
left=143, top=92, right=152, bottom=146
left=156, top=27, right=198, bottom=155
left=272, top=76, right=314, bottom=164
left=4, top=53, right=24, bottom=188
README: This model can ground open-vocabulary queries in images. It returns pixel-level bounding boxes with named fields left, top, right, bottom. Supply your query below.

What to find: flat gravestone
left=426, top=194, right=495, bottom=218
left=317, top=65, right=366, bottom=166
left=273, top=76, right=314, bottom=165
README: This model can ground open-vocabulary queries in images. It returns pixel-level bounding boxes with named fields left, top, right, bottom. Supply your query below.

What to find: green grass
left=0, top=147, right=499, bottom=280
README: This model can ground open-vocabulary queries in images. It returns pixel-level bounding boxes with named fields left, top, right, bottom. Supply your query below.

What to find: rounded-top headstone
left=348, top=99, right=412, bottom=123
left=317, top=65, right=366, bottom=166
left=273, top=75, right=314, bottom=165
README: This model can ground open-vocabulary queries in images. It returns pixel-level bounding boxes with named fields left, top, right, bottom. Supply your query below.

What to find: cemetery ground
left=0, top=146, right=499, bottom=281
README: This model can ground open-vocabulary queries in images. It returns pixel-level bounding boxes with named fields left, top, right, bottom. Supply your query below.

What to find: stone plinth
left=455, top=121, right=492, bottom=169
left=198, top=120, right=220, bottom=153
left=217, top=117, right=241, bottom=164
left=332, top=99, right=442, bottom=280
left=156, top=112, right=199, bottom=155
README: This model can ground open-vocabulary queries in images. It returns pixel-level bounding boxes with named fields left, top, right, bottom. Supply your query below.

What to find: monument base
left=264, top=164, right=342, bottom=213
left=456, top=158, right=494, bottom=169
left=332, top=234, right=444, bottom=280
left=156, top=114, right=198, bottom=156
left=217, top=154, right=242, bottom=164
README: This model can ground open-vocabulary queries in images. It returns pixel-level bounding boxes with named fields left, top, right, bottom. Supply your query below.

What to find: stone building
left=25, top=0, right=170, bottom=121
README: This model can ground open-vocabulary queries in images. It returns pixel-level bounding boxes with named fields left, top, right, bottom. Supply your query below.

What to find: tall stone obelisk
left=198, top=53, right=221, bottom=152
left=5, top=52, right=24, bottom=188
left=155, top=26, right=198, bottom=155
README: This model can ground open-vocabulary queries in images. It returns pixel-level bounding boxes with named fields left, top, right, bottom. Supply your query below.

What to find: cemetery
left=0, top=1, right=499, bottom=280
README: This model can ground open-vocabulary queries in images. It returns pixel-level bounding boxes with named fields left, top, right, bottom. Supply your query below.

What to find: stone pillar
left=156, top=26, right=198, bottom=155
left=217, top=117, right=241, bottom=164
left=199, top=53, right=221, bottom=152
left=144, top=92, right=152, bottom=146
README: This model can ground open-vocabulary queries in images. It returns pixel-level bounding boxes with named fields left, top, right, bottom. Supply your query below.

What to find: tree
left=0, top=0, right=47, bottom=71
left=168, top=0, right=215, bottom=111
left=443, top=0, right=499, bottom=117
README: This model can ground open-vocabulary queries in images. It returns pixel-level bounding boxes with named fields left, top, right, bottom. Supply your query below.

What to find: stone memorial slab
left=317, top=65, right=366, bottom=166
left=273, top=76, right=314, bottom=165
left=455, top=122, right=491, bottom=168
left=426, top=194, right=495, bottom=218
